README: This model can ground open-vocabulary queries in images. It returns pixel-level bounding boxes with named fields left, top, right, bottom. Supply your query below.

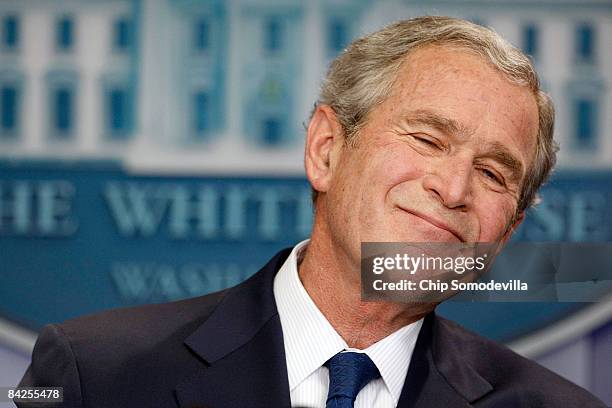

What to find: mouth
left=396, top=206, right=464, bottom=242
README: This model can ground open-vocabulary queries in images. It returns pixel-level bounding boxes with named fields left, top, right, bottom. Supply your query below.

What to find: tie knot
left=325, top=352, right=381, bottom=405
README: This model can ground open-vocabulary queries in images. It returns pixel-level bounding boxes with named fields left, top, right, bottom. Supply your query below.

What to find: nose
left=422, top=156, right=472, bottom=209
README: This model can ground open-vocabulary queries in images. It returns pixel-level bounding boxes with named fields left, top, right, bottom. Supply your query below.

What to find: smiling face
left=311, top=46, right=539, bottom=266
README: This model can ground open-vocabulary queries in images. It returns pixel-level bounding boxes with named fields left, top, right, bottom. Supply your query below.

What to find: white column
left=136, top=0, right=167, bottom=150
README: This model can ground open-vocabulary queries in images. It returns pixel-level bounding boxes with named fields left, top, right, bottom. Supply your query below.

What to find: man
left=17, top=16, right=605, bottom=408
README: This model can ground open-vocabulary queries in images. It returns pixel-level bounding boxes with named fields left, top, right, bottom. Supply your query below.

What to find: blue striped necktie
left=324, top=351, right=381, bottom=408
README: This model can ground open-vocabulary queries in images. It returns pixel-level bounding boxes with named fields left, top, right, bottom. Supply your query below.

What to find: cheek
left=476, top=197, right=517, bottom=241
left=327, top=149, right=378, bottom=230
left=375, top=142, right=427, bottom=188
left=350, top=144, right=424, bottom=229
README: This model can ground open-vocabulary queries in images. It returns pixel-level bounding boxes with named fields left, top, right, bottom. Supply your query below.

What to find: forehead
left=383, top=45, right=539, bottom=165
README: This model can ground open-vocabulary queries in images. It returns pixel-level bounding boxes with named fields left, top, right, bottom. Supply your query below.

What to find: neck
left=298, top=216, right=432, bottom=349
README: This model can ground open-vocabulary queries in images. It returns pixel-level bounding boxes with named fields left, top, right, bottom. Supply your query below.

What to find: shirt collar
left=273, top=239, right=424, bottom=405
left=360, top=319, right=423, bottom=403
left=274, top=240, right=346, bottom=391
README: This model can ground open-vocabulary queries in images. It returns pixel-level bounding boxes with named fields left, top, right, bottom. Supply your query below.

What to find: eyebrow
left=402, top=109, right=474, bottom=140
left=479, top=141, right=524, bottom=184
left=402, top=109, right=524, bottom=183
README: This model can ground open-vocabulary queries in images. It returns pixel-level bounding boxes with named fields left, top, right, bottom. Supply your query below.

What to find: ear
left=304, top=105, right=345, bottom=196
left=500, top=211, right=525, bottom=245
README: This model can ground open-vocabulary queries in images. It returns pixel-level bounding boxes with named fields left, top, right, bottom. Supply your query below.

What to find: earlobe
left=304, top=105, right=343, bottom=195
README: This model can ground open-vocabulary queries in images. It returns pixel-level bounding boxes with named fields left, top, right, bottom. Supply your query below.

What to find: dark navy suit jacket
left=17, top=248, right=605, bottom=407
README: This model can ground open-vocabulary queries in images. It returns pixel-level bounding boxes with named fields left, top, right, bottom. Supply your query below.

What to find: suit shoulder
left=435, top=316, right=606, bottom=407
left=58, top=288, right=228, bottom=349
left=21, top=289, right=230, bottom=406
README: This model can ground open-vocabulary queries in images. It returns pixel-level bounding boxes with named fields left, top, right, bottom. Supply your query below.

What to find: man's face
left=321, top=46, right=539, bottom=263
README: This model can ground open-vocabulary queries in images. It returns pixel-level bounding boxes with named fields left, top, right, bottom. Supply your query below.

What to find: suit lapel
left=175, top=248, right=494, bottom=408
left=397, top=313, right=493, bottom=408
left=175, top=249, right=293, bottom=408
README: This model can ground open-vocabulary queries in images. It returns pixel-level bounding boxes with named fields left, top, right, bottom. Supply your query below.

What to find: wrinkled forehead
left=387, top=45, right=540, bottom=165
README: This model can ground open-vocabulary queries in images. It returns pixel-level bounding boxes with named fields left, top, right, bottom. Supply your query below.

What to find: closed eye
left=412, top=134, right=440, bottom=149
left=481, top=168, right=504, bottom=186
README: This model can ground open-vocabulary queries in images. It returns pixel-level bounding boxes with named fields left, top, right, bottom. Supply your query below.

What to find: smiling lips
left=397, top=207, right=464, bottom=242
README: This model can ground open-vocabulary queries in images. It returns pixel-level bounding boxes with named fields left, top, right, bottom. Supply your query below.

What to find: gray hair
left=312, top=16, right=557, bottom=214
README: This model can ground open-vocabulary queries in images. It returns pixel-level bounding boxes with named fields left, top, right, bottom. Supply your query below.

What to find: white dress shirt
left=273, top=240, right=424, bottom=408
